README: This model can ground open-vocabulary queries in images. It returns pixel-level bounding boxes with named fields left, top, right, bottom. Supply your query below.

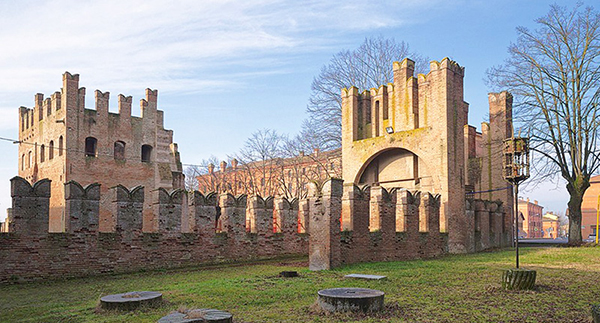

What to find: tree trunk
left=502, top=268, right=537, bottom=290
left=566, top=176, right=590, bottom=245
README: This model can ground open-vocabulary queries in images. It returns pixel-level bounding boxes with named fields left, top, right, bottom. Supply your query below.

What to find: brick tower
left=18, top=72, right=184, bottom=232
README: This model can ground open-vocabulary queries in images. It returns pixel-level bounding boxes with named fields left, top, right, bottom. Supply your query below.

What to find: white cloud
left=0, top=0, right=443, bottom=102
left=0, top=0, right=447, bottom=219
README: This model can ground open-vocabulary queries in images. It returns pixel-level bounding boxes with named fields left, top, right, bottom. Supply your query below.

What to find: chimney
left=208, top=163, right=215, bottom=175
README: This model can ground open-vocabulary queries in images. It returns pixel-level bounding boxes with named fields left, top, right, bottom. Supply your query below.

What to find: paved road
left=517, top=238, right=568, bottom=247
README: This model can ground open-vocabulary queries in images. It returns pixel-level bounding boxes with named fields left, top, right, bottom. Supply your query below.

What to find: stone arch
left=354, top=147, right=433, bottom=191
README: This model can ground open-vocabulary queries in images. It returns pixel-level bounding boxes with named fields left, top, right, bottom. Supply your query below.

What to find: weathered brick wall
left=467, top=199, right=511, bottom=251
left=309, top=179, right=447, bottom=270
left=17, top=73, right=184, bottom=234
left=309, top=179, right=509, bottom=270
left=0, top=177, right=307, bottom=283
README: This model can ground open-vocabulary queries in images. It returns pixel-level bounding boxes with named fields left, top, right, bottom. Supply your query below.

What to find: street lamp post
left=501, top=137, right=536, bottom=290
left=502, top=137, right=530, bottom=268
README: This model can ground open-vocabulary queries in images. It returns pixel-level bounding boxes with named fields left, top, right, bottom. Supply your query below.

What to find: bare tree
left=183, top=165, right=202, bottom=191
left=279, top=136, right=342, bottom=199
left=488, top=3, right=600, bottom=243
left=189, top=155, right=221, bottom=193
left=304, top=36, right=429, bottom=150
left=230, top=129, right=286, bottom=197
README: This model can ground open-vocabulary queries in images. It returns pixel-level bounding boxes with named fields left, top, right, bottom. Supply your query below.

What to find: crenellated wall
left=0, top=177, right=307, bottom=283
left=0, top=175, right=510, bottom=280
left=308, top=179, right=510, bottom=270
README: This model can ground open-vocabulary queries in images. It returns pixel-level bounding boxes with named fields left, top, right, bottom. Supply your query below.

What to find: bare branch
left=303, top=36, right=428, bottom=149
left=487, top=3, right=600, bottom=243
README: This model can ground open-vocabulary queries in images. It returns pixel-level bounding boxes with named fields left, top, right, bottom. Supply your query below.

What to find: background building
left=196, top=149, right=341, bottom=199
left=16, top=72, right=184, bottom=233
left=581, top=174, right=600, bottom=239
left=518, top=198, right=544, bottom=238
left=542, top=212, right=560, bottom=239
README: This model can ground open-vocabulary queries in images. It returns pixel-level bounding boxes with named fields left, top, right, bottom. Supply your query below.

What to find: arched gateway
left=341, top=58, right=514, bottom=253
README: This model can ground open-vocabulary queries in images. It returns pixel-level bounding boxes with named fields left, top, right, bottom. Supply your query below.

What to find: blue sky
left=0, top=0, right=585, bottom=221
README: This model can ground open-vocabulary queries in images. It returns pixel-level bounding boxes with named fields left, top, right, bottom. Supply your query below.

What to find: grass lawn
left=1, top=247, right=599, bottom=322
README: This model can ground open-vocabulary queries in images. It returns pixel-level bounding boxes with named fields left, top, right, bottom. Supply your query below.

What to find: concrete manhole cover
left=158, top=309, right=233, bottom=323
left=100, top=291, right=162, bottom=310
left=317, top=288, right=384, bottom=312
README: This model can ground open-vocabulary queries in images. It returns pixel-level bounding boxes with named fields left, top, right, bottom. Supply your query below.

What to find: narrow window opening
left=40, top=145, right=45, bottom=163
left=85, top=137, right=98, bottom=157
left=58, top=136, right=63, bottom=156
left=141, top=144, right=152, bottom=162
left=49, top=141, right=54, bottom=160
left=381, top=101, right=389, bottom=120
left=375, top=103, right=380, bottom=137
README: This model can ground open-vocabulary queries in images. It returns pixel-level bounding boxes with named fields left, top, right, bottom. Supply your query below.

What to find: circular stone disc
left=317, top=288, right=385, bottom=312
left=100, top=291, right=162, bottom=310
left=318, top=288, right=384, bottom=298
left=158, top=309, right=233, bottom=323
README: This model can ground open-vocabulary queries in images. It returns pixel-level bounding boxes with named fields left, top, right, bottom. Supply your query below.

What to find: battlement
left=428, top=57, right=465, bottom=76
left=0, top=175, right=510, bottom=280
left=308, top=178, right=510, bottom=270
left=342, top=57, right=467, bottom=143
left=5, top=177, right=307, bottom=237
left=63, top=71, right=80, bottom=82
left=338, top=184, right=441, bottom=235
left=95, top=90, right=110, bottom=112
left=0, top=177, right=308, bottom=282
left=465, top=198, right=509, bottom=250
left=19, top=73, right=167, bottom=135
left=308, top=179, right=448, bottom=270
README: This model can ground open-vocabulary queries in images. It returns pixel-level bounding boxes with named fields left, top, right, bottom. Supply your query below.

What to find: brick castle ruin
left=0, top=57, right=515, bottom=281
left=16, top=72, right=184, bottom=233
left=309, top=58, right=513, bottom=269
